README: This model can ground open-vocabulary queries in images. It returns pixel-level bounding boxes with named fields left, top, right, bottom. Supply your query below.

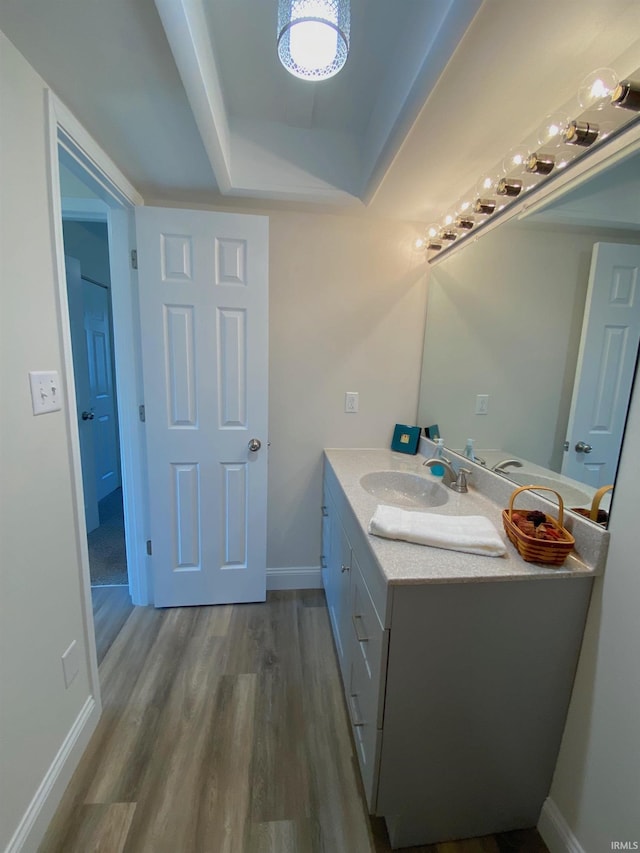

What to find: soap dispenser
left=463, top=438, right=476, bottom=462
left=430, top=438, right=446, bottom=476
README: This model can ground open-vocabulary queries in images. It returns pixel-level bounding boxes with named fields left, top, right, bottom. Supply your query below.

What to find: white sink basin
left=507, top=472, right=592, bottom=507
left=360, top=471, right=449, bottom=509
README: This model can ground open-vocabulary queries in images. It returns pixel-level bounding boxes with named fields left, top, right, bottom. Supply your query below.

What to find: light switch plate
left=61, top=640, right=79, bottom=688
left=345, top=391, right=359, bottom=413
left=29, top=370, right=62, bottom=415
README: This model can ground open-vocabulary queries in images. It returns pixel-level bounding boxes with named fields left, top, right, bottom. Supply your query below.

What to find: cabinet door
left=321, top=485, right=352, bottom=685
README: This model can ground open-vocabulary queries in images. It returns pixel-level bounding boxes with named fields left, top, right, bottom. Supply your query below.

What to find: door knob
left=81, top=411, right=95, bottom=421
left=248, top=438, right=262, bottom=452
left=575, top=441, right=592, bottom=454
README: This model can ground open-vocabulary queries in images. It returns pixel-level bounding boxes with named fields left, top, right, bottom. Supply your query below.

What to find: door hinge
left=139, top=404, right=146, bottom=423
left=146, top=539, right=152, bottom=556
left=130, top=249, right=138, bottom=270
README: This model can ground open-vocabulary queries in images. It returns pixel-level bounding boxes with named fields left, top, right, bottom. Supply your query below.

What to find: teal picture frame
left=391, top=424, right=421, bottom=455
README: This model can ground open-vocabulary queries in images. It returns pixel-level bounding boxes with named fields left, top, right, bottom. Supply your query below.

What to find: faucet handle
left=452, top=466, right=471, bottom=493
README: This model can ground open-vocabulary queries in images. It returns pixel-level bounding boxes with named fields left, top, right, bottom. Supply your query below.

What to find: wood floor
left=42, top=591, right=549, bottom=853
left=91, top=585, right=134, bottom=665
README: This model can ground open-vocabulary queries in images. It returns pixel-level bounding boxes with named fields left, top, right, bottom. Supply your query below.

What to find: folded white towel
left=369, top=505, right=506, bottom=557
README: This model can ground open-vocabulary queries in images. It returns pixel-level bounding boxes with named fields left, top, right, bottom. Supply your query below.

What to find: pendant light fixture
left=277, top=0, right=350, bottom=81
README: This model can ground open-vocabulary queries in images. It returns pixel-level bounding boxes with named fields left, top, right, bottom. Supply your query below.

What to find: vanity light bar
left=423, top=70, right=640, bottom=257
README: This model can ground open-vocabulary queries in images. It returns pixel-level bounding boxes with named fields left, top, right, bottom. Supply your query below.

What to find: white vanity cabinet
left=322, top=458, right=594, bottom=849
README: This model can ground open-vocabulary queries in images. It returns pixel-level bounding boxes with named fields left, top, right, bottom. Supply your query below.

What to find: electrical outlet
left=29, top=370, right=62, bottom=415
left=345, top=392, right=359, bottom=413
left=475, top=394, right=489, bottom=415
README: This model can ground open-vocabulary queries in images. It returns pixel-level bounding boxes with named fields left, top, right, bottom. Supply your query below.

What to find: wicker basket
left=502, top=485, right=575, bottom=566
left=572, top=484, right=613, bottom=525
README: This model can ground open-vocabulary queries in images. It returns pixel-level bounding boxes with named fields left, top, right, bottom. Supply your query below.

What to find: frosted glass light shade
left=277, top=0, right=350, bottom=81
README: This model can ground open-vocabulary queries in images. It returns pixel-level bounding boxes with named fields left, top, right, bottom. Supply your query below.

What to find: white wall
left=0, top=32, right=97, bottom=851
left=541, top=372, right=640, bottom=850
left=266, top=212, right=428, bottom=569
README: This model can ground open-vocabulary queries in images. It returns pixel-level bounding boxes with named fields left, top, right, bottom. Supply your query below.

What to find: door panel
left=84, top=280, right=121, bottom=500
left=136, top=207, right=269, bottom=607
left=562, top=242, right=640, bottom=486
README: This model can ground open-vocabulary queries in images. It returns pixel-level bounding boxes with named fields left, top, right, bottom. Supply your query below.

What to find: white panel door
left=83, top=280, right=121, bottom=501
left=136, top=207, right=269, bottom=607
left=66, top=256, right=99, bottom=533
left=562, top=242, right=640, bottom=487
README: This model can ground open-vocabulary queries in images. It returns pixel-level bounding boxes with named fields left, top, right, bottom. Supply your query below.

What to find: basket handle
left=508, top=484, right=565, bottom=527
left=589, top=484, right=613, bottom=521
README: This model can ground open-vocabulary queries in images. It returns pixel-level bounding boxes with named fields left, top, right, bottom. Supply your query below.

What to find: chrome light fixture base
left=496, top=178, right=523, bottom=197
left=473, top=198, right=496, bottom=215
left=563, top=120, right=599, bottom=147
left=525, top=152, right=555, bottom=175
left=612, top=80, right=640, bottom=111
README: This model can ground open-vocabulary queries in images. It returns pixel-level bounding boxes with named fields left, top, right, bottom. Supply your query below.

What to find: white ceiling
left=1, top=0, right=640, bottom=222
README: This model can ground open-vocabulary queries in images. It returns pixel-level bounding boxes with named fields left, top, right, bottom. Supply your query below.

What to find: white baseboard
left=538, top=797, right=586, bottom=853
left=266, top=566, right=323, bottom=591
left=5, top=695, right=100, bottom=853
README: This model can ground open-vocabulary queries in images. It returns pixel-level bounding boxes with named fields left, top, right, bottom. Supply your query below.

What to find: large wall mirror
left=418, top=138, right=640, bottom=527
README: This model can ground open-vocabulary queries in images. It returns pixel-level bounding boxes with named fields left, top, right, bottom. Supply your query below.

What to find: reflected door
left=136, top=207, right=269, bottom=607
left=562, top=242, right=640, bottom=487
left=66, top=255, right=99, bottom=533
left=84, top=280, right=121, bottom=501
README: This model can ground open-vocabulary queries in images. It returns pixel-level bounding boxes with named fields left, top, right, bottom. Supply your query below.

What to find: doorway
left=59, top=164, right=133, bottom=661
left=47, top=101, right=150, bottom=709
left=62, top=215, right=128, bottom=589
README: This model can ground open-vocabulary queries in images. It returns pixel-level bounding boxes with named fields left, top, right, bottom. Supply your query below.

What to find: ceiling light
left=277, top=0, right=350, bottom=81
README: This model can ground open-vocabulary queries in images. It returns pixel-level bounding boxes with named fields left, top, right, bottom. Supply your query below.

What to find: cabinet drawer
left=347, top=639, right=382, bottom=811
left=350, top=554, right=388, bottom=730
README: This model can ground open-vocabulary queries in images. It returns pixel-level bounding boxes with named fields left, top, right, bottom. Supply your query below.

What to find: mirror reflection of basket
left=502, top=485, right=575, bottom=566
left=571, top=484, right=613, bottom=526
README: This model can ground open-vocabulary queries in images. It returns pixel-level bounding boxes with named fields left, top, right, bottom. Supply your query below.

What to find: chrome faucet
left=491, top=459, right=523, bottom=472
left=423, top=457, right=471, bottom=493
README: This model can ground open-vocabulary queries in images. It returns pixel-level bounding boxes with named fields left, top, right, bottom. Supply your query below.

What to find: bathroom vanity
left=321, top=448, right=608, bottom=848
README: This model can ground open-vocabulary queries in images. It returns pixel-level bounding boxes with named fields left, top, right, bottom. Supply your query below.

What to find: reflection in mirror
left=418, top=144, right=640, bottom=527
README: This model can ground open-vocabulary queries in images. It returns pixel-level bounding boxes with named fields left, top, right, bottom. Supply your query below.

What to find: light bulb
left=443, top=213, right=455, bottom=227
left=426, top=223, right=439, bottom=239
left=475, top=174, right=497, bottom=196
left=577, top=67, right=619, bottom=111
left=414, top=236, right=426, bottom=250
left=501, top=147, right=528, bottom=175
left=456, top=197, right=473, bottom=215
left=537, top=113, right=568, bottom=147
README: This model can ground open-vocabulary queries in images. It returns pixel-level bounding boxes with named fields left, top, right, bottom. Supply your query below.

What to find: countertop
left=324, top=447, right=609, bottom=586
